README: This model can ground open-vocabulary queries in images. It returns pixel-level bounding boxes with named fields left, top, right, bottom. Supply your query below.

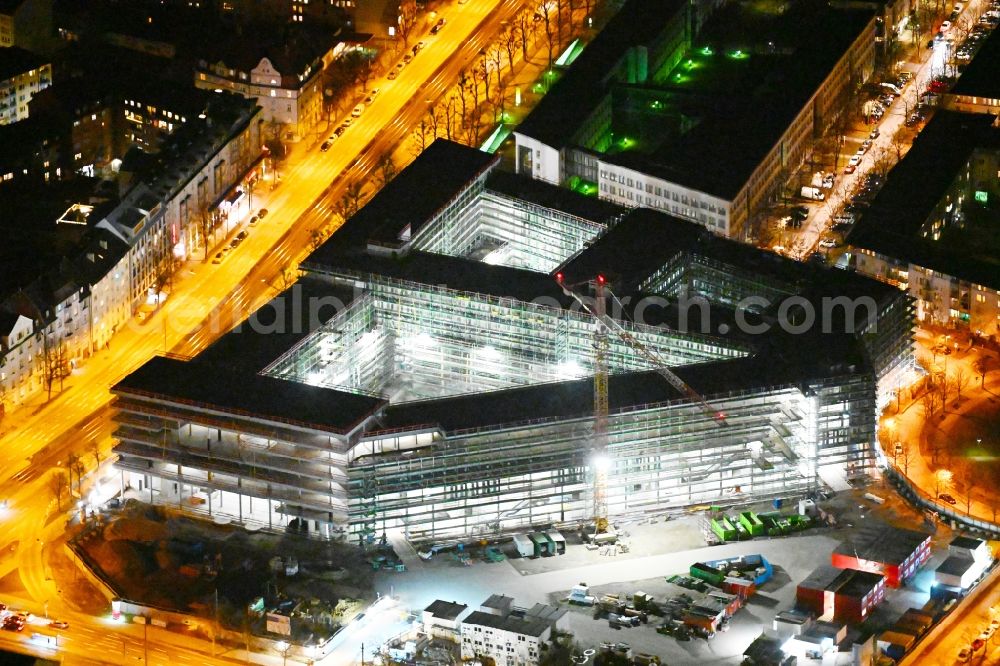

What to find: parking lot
left=369, top=487, right=964, bottom=664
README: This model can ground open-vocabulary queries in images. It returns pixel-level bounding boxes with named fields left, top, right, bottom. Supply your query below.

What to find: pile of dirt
left=103, top=517, right=168, bottom=543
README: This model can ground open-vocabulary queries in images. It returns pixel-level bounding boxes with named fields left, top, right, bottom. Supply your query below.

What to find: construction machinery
left=555, top=272, right=728, bottom=536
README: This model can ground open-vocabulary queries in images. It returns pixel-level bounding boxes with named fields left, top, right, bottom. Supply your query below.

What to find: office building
left=0, top=45, right=50, bottom=124
left=831, top=524, right=931, bottom=587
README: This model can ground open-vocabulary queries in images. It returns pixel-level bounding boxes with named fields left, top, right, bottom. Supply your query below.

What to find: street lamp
left=935, top=469, right=952, bottom=497
left=275, top=640, right=290, bottom=666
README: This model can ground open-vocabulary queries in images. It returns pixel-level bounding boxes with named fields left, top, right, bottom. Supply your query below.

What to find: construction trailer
left=545, top=529, right=567, bottom=554
left=529, top=532, right=553, bottom=557
left=512, top=534, right=535, bottom=558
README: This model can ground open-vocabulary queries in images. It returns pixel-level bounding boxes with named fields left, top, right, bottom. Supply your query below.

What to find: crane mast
left=555, top=272, right=728, bottom=536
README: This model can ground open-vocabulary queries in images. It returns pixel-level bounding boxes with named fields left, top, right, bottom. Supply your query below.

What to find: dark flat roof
left=950, top=27, right=1000, bottom=100
left=834, top=524, right=931, bottom=565
left=462, top=610, right=549, bottom=638
left=379, top=346, right=866, bottom=434
left=112, top=279, right=383, bottom=435
left=607, top=3, right=875, bottom=199
left=936, top=555, right=976, bottom=577
left=308, top=248, right=575, bottom=309
left=559, top=207, right=899, bottom=306
left=423, top=600, right=467, bottom=620
left=799, top=564, right=883, bottom=598
left=308, top=140, right=497, bottom=258
left=847, top=111, right=1000, bottom=290
left=114, top=355, right=384, bottom=435
left=515, top=0, right=687, bottom=148
left=485, top=170, right=624, bottom=224
left=0, top=46, right=47, bottom=80
left=195, top=277, right=360, bottom=374
left=950, top=536, right=985, bottom=550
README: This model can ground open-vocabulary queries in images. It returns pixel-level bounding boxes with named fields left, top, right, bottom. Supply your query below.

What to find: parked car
left=212, top=252, right=225, bottom=264
left=941, top=20, right=952, bottom=31
left=236, top=230, right=248, bottom=242
left=958, top=647, right=971, bottom=663
left=843, top=164, right=857, bottom=174
left=869, top=127, right=880, bottom=139
left=334, top=126, right=347, bottom=138
left=258, top=208, right=268, bottom=219
left=387, top=69, right=399, bottom=80
left=972, top=638, right=986, bottom=652
left=352, top=104, right=365, bottom=118
left=402, top=53, right=413, bottom=64
left=849, top=154, right=862, bottom=167
left=48, top=621, right=69, bottom=629
left=819, top=238, right=837, bottom=248
left=938, top=493, right=957, bottom=505
left=320, top=140, right=332, bottom=152
left=248, top=215, right=258, bottom=227
left=430, top=17, right=446, bottom=34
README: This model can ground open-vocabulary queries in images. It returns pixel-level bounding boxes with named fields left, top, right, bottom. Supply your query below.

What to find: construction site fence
left=885, top=466, right=1000, bottom=539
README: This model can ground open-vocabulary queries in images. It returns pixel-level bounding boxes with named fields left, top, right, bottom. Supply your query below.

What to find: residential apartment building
left=0, top=46, right=51, bottom=124
left=0, top=94, right=262, bottom=407
left=195, top=32, right=336, bottom=140
left=460, top=608, right=550, bottom=665
left=849, top=111, right=1000, bottom=338
left=514, top=0, right=876, bottom=240
left=0, top=0, right=53, bottom=52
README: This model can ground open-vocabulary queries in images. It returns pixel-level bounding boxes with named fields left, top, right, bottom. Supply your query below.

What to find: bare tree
left=974, top=355, right=995, bottom=389
left=427, top=105, right=441, bottom=141
left=952, top=367, right=970, bottom=403
left=49, top=469, right=69, bottom=511
left=42, top=334, right=68, bottom=401
left=457, top=69, right=470, bottom=138
left=396, top=0, right=418, bottom=46
left=413, top=117, right=432, bottom=154
left=539, top=0, right=556, bottom=68
left=67, top=452, right=85, bottom=495
left=90, top=439, right=103, bottom=470
left=377, top=153, right=397, bottom=188
left=444, top=95, right=459, bottom=141
left=517, top=10, right=534, bottom=61
left=503, top=26, right=519, bottom=76
left=335, top=181, right=365, bottom=220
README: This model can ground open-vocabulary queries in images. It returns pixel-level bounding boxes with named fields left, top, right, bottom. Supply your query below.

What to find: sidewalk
left=883, top=327, right=1000, bottom=527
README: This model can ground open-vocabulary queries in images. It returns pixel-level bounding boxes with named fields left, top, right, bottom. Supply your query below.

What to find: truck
left=877, top=630, right=916, bottom=661
left=512, top=533, right=535, bottom=558
left=800, top=186, right=825, bottom=201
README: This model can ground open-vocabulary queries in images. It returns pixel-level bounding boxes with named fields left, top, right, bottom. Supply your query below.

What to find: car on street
left=334, top=125, right=347, bottom=137
left=938, top=493, right=957, bottom=504
left=236, top=231, right=248, bottom=242
left=402, top=53, right=413, bottom=64
left=248, top=215, right=258, bottom=227
left=364, top=89, right=379, bottom=104
left=351, top=104, right=365, bottom=118
left=229, top=238, right=240, bottom=249
left=320, top=140, right=332, bottom=152
left=431, top=17, right=447, bottom=34
left=869, top=128, right=880, bottom=139
left=3, top=615, right=25, bottom=632
left=48, top=621, right=69, bottom=629
left=258, top=208, right=268, bottom=219
left=212, top=252, right=225, bottom=264
left=387, top=69, right=399, bottom=80
left=848, top=154, right=862, bottom=167
left=973, top=638, right=986, bottom=651
left=861, top=139, right=872, bottom=151
left=414, top=41, right=426, bottom=52
left=941, top=20, right=952, bottom=31
left=843, top=164, right=856, bottom=174
left=958, top=647, right=972, bottom=663
left=819, top=238, right=837, bottom=248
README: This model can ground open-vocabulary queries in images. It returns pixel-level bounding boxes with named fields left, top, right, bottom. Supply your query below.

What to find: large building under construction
left=111, top=140, right=913, bottom=543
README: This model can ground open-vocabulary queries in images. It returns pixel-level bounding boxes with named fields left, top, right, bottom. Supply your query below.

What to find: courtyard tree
left=396, top=0, right=419, bottom=47
left=974, top=355, right=994, bottom=389
left=377, top=153, right=398, bottom=189
left=951, top=366, right=970, bottom=403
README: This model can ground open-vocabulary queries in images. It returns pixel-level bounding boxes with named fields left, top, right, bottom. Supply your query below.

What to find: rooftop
left=833, top=524, right=931, bottom=565
left=936, top=555, right=977, bottom=577
left=605, top=1, right=876, bottom=199
left=515, top=0, right=687, bottom=149
left=423, top=600, right=468, bottom=621
left=799, top=564, right=883, bottom=598
left=485, top=169, right=624, bottom=225
left=950, top=536, right=985, bottom=551
left=0, top=45, right=47, bottom=80
left=847, top=111, right=1000, bottom=290
left=112, top=279, right=386, bottom=436
left=950, top=26, right=1000, bottom=101
left=461, top=610, right=550, bottom=638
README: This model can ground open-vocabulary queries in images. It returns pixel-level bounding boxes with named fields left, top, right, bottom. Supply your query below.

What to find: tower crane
left=555, top=272, right=728, bottom=535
